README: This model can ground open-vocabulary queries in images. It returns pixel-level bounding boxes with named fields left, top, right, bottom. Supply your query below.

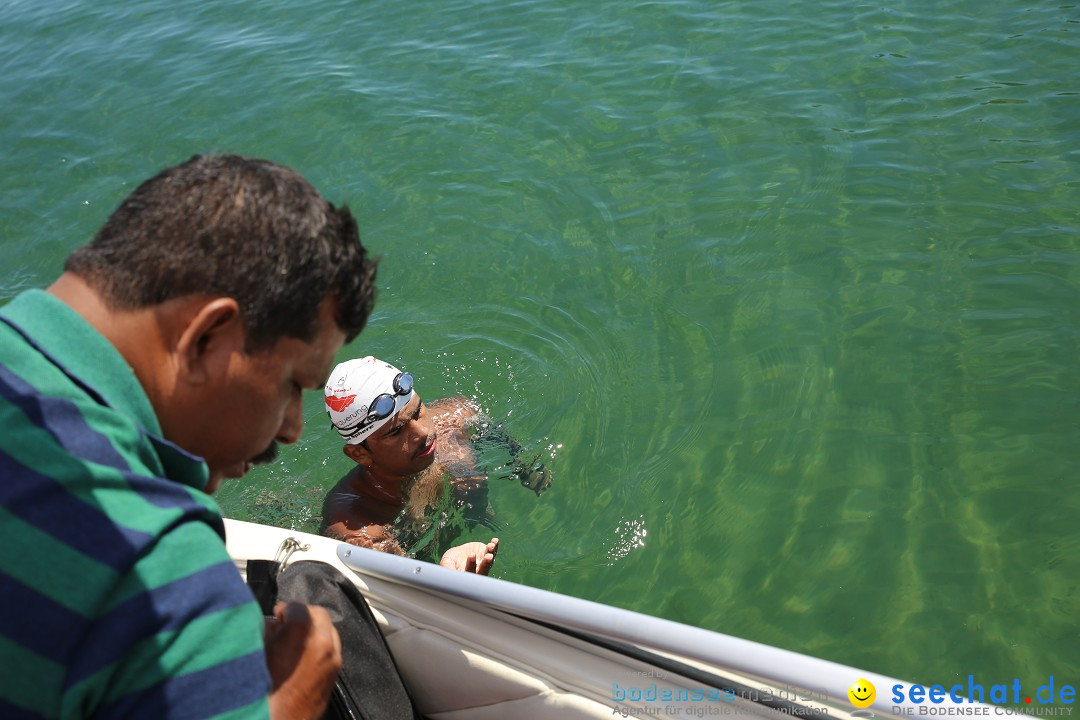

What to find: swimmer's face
left=358, top=393, right=437, bottom=477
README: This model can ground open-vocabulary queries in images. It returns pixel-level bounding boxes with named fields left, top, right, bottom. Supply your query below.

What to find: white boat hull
left=224, top=519, right=971, bottom=720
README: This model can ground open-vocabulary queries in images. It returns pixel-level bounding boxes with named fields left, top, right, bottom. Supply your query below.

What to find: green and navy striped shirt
left=0, top=290, right=271, bottom=719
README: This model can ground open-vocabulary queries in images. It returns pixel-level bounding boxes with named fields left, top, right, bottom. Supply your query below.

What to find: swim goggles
left=339, top=372, right=415, bottom=440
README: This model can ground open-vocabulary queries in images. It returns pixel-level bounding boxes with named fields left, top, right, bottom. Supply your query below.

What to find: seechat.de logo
left=850, top=679, right=877, bottom=709
left=850, top=678, right=878, bottom=718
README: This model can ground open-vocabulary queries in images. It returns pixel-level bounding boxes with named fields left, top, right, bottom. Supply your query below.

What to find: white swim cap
left=325, top=356, right=415, bottom=445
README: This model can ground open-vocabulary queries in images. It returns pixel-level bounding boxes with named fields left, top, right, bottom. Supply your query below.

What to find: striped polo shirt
left=0, top=290, right=271, bottom=719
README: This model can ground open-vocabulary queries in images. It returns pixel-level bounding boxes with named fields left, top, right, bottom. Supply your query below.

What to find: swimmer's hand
left=440, top=537, right=499, bottom=575
left=512, top=457, right=552, bottom=496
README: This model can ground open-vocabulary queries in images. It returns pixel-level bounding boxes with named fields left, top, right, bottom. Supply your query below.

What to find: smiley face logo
left=848, top=679, right=876, bottom=709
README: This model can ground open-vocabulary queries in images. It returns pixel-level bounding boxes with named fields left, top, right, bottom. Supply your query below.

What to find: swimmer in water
left=320, top=356, right=501, bottom=573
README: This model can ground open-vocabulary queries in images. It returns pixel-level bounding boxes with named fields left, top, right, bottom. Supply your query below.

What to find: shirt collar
left=0, top=289, right=210, bottom=490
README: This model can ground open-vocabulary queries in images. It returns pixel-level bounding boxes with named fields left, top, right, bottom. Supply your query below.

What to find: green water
left=3, top=0, right=1078, bottom=692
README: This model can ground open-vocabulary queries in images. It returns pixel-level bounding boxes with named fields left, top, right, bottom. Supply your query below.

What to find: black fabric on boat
left=247, top=559, right=421, bottom=720
left=247, top=558, right=281, bottom=616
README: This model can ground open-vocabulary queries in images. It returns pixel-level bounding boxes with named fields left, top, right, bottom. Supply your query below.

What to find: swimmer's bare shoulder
left=320, top=469, right=367, bottom=535
left=428, top=396, right=480, bottom=432
left=320, top=469, right=407, bottom=555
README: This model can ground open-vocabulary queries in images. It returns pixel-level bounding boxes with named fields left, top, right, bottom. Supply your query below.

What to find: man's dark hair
left=65, top=153, right=377, bottom=349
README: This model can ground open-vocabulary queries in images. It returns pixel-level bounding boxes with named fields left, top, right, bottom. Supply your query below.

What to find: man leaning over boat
left=0, top=154, right=373, bottom=719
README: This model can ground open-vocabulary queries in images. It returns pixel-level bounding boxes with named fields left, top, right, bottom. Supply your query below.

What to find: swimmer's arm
left=449, top=472, right=487, bottom=493
left=327, top=520, right=499, bottom=575
left=470, top=421, right=524, bottom=457
left=323, top=519, right=408, bottom=556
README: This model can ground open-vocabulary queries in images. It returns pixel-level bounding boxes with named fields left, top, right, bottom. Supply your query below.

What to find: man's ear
left=175, top=297, right=244, bottom=385
left=343, top=442, right=372, bottom=467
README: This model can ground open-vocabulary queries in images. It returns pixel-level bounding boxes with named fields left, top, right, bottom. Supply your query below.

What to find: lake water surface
left=3, top=0, right=1078, bottom=692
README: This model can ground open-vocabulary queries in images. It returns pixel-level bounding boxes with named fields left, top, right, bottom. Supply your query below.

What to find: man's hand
left=439, top=537, right=499, bottom=575
left=265, top=601, right=342, bottom=720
